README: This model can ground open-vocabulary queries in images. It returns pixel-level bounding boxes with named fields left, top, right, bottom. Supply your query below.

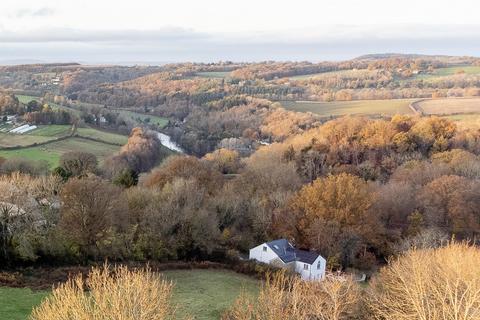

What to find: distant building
left=249, top=239, right=326, bottom=281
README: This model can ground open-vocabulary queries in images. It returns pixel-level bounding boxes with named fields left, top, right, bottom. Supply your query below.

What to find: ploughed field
left=280, top=99, right=416, bottom=116
left=0, top=269, right=259, bottom=320
left=414, top=97, right=480, bottom=115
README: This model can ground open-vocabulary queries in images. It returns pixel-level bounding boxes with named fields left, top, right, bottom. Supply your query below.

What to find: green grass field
left=27, top=125, right=73, bottom=137
left=76, top=127, right=128, bottom=145
left=0, top=133, right=53, bottom=147
left=15, top=95, right=81, bottom=115
left=0, top=269, right=259, bottom=320
left=195, top=71, right=231, bottom=79
left=0, top=287, right=48, bottom=320
left=116, top=110, right=169, bottom=128
left=164, top=269, right=259, bottom=320
left=280, top=99, right=416, bottom=116
left=16, top=95, right=169, bottom=129
left=417, top=65, right=480, bottom=79
left=0, top=125, right=72, bottom=148
left=0, top=137, right=121, bottom=168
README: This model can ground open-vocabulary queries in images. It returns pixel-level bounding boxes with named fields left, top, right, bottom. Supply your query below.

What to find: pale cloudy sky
left=0, top=0, right=479, bottom=63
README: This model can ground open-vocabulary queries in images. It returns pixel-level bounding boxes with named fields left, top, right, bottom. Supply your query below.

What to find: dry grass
left=222, top=272, right=360, bottom=320
left=415, top=97, right=480, bottom=115
left=368, top=243, right=480, bottom=320
left=281, top=99, right=415, bottom=116
left=30, top=265, right=184, bottom=320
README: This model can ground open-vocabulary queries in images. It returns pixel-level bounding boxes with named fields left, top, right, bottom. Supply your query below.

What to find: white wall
left=249, top=243, right=278, bottom=264
left=250, top=243, right=327, bottom=281
left=294, top=256, right=326, bottom=281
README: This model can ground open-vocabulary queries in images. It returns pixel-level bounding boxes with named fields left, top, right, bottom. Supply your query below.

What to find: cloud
left=0, top=27, right=208, bottom=43
left=13, top=7, right=55, bottom=18
left=0, top=24, right=479, bottom=63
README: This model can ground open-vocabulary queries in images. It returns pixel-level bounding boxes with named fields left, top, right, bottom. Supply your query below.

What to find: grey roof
left=266, top=239, right=320, bottom=265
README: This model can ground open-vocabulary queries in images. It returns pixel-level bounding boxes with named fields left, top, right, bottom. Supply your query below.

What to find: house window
left=317, top=261, right=321, bottom=270
left=304, top=264, right=309, bottom=270
left=263, top=246, right=267, bottom=252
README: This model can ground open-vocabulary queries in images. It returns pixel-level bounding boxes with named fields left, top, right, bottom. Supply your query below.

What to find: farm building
left=249, top=239, right=326, bottom=281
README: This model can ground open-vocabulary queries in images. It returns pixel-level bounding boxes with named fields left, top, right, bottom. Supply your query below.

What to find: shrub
left=31, top=264, right=181, bottom=320
left=368, top=242, right=480, bottom=320
left=223, top=271, right=360, bottom=320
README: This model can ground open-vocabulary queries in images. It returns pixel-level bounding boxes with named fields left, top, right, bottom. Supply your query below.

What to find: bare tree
left=368, top=243, right=480, bottom=320
left=31, top=264, right=182, bottom=320
left=223, top=272, right=360, bottom=320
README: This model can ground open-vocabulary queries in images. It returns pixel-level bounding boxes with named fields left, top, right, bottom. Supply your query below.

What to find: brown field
left=414, top=98, right=480, bottom=115
left=442, top=114, right=480, bottom=130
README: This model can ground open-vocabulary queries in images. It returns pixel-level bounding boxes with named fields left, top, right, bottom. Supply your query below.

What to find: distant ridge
left=8, top=62, right=81, bottom=67
left=354, top=53, right=461, bottom=60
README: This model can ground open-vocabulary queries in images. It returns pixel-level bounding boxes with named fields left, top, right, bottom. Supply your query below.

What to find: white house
left=249, top=239, right=326, bottom=281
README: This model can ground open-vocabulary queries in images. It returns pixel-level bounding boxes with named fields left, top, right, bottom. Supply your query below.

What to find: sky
left=0, top=0, right=479, bottom=64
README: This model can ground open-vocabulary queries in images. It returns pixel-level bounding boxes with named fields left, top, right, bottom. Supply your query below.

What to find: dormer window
left=263, top=246, right=267, bottom=252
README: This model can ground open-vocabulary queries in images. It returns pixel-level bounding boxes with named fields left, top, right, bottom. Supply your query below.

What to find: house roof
left=266, top=239, right=320, bottom=265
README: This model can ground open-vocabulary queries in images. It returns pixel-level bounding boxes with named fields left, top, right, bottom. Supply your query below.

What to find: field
left=0, top=288, right=48, bottom=320
left=0, top=133, right=53, bottom=147
left=414, top=65, right=480, bottom=80
left=443, top=114, right=480, bottom=130
left=0, top=137, right=121, bottom=167
left=0, top=269, right=259, bottom=320
left=15, top=95, right=80, bottom=115
left=164, top=270, right=258, bottom=320
left=0, top=125, right=73, bottom=148
left=195, top=71, right=231, bottom=79
left=16, top=95, right=169, bottom=129
left=76, top=127, right=128, bottom=145
left=414, top=98, right=480, bottom=115
left=28, top=125, right=73, bottom=137
left=115, top=110, right=169, bottom=128
left=280, top=99, right=416, bottom=116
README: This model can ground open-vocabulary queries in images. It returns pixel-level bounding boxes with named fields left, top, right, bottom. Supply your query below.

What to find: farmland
left=414, top=65, right=480, bottom=80
left=413, top=97, right=480, bottom=115
left=0, top=269, right=259, bottom=320
left=195, top=71, right=231, bottom=79
left=0, top=125, right=73, bottom=148
left=289, top=69, right=373, bottom=80
left=443, top=113, right=480, bottom=130
left=75, top=127, right=128, bottom=145
left=0, top=137, right=122, bottom=168
left=15, top=95, right=80, bottom=115
left=69, top=100, right=169, bottom=128
left=280, top=99, right=416, bottom=116
left=115, top=109, right=169, bottom=128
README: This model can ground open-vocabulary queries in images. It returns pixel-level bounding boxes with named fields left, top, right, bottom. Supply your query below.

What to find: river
left=156, top=132, right=184, bottom=153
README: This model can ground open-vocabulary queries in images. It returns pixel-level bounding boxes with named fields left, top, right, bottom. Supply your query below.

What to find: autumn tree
left=368, top=243, right=480, bottom=320
left=203, top=148, right=241, bottom=174
left=417, top=175, right=480, bottom=238
left=59, top=176, right=127, bottom=259
left=59, top=151, right=98, bottom=177
left=105, top=127, right=166, bottom=176
left=142, top=155, right=223, bottom=194
left=281, top=173, right=380, bottom=268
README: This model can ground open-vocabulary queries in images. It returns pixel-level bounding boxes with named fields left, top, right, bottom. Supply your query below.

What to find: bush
left=223, top=271, right=361, bottom=320
left=368, top=242, right=480, bottom=320
left=31, top=264, right=182, bottom=320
